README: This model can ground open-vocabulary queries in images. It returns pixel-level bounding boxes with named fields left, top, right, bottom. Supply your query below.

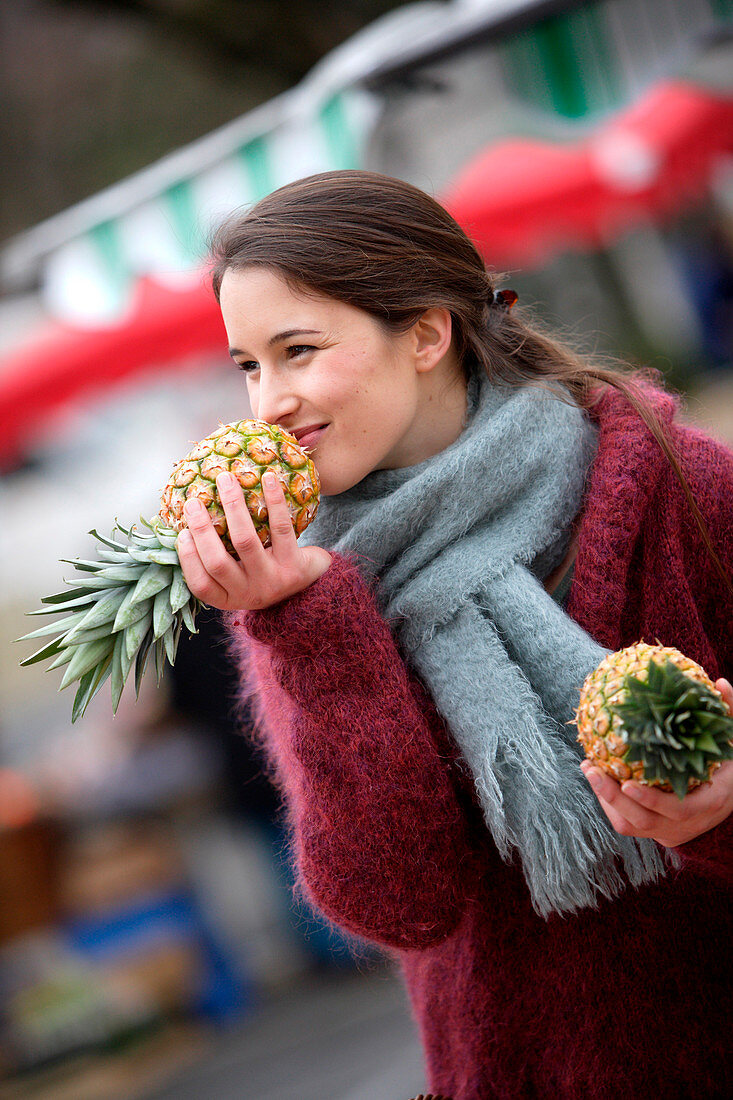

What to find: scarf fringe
left=412, top=591, right=668, bottom=918
left=299, top=377, right=669, bottom=917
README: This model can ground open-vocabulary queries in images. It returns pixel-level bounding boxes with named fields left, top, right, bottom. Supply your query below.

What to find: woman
left=177, top=170, right=732, bottom=1099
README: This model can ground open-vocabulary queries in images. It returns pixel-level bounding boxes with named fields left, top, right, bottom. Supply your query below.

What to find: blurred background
left=1, top=1, right=732, bottom=1097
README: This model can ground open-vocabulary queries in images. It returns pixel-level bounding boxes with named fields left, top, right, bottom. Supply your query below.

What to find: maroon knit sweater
left=227, top=386, right=733, bottom=1100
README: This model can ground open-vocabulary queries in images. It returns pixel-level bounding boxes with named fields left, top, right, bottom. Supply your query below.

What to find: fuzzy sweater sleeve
left=666, top=423, right=733, bottom=883
left=225, top=553, right=472, bottom=950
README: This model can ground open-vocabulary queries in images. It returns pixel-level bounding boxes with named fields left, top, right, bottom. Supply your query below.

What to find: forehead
left=218, top=266, right=367, bottom=344
left=220, top=265, right=311, bottom=309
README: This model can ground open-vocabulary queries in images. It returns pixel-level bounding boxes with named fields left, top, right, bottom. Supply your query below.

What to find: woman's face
left=218, top=266, right=458, bottom=495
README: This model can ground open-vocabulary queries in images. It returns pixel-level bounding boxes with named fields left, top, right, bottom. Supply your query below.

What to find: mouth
left=292, top=424, right=328, bottom=450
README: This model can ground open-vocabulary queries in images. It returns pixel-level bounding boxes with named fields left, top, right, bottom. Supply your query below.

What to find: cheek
left=319, top=340, right=412, bottom=437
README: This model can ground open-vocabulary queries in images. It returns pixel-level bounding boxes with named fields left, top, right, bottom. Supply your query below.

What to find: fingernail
left=217, top=472, right=234, bottom=489
left=262, top=472, right=277, bottom=487
left=184, top=498, right=204, bottom=515
left=585, top=770, right=602, bottom=791
left=177, top=529, right=192, bottom=546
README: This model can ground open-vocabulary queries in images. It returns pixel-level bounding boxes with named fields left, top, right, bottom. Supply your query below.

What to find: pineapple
left=159, top=420, right=318, bottom=551
left=19, top=419, right=319, bottom=722
left=575, top=642, right=733, bottom=799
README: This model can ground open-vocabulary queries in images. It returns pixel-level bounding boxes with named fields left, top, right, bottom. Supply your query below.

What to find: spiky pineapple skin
left=159, top=419, right=319, bottom=552
left=20, top=419, right=320, bottom=722
left=575, top=642, right=724, bottom=793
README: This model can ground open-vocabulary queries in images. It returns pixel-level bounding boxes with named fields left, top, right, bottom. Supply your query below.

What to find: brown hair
left=210, top=170, right=730, bottom=594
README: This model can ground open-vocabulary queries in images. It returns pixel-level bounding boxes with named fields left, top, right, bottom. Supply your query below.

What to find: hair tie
left=489, top=288, right=518, bottom=311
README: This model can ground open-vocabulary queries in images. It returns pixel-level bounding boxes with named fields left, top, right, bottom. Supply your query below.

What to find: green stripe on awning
left=319, top=93, right=360, bottom=170
left=708, top=0, right=733, bottom=19
left=572, top=3, right=621, bottom=112
left=88, top=220, right=130, bottom=303
left=239, top=136, right=275, bottom=201
left=502, top=0, right=622, bottom=119
left=164, top=180, right=203, bottom=263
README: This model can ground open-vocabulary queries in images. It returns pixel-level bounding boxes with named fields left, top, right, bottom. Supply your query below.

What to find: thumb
left=301, top=545, right=333, bottom=582
left=715, top=678, right=733, bottom=715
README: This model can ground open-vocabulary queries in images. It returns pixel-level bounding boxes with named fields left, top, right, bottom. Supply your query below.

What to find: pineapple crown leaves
left=18, top=517, right=200, bottom=723
left=614, top=659, right=733, bottom=798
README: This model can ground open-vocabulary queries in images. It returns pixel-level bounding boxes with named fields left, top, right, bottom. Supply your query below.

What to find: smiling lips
left=292, top=424, right=328, bottom=449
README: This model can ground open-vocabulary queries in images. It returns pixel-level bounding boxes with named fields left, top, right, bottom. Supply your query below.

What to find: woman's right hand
left=176, top=470, right=332, bottom=611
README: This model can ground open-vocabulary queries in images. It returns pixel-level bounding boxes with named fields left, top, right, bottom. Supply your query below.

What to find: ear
left=412, top=308, right=453, bottom=373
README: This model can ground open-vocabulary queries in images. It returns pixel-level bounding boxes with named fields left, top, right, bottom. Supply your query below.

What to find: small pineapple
left=19, top=419, right=319, bottom=722
left=575, top=642, right=733, bottom=799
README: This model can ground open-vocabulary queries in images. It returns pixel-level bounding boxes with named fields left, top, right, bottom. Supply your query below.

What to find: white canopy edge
left=0, top=0, right=561, bottom=289
left=2, top=0, right=500, bottom=290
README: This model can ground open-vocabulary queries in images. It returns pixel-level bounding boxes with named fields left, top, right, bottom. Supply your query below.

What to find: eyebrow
left=229, top=329, right=323, bottom=358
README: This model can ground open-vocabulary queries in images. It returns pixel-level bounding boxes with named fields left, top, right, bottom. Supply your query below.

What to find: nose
left=250, top=367, right=299, bottom=425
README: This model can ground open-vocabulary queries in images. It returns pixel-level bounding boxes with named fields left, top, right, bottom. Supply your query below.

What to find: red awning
left=441, top=81, right=733, bottom=269
left=0, top=276, right=224, bottom=469
left=1, top=79, right=731, bottom=470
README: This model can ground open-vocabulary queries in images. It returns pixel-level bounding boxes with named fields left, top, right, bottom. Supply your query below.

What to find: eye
left=286, top=344, right=316, bottom=359
left=236, top=361, right=259, bottom=374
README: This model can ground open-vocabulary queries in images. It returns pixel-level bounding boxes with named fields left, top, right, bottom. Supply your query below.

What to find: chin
left=319, top=479, right=349, bottom=498
left=318, top=468, right=361, bottom=497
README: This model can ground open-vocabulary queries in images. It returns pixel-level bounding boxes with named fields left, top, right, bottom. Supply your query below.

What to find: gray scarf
left=300, top=373, right=669, bottom=916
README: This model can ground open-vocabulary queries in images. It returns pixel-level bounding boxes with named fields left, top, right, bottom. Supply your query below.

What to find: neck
left=424, top=368, right=470, bottom=455
left=387, top=365, right=469, bottom=469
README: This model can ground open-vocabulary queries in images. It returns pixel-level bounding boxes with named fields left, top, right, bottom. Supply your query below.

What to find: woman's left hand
left=580, top=678, right=733, bottom=847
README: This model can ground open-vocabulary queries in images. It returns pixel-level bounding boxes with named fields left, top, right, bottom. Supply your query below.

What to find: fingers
left=216, top=471, right=297, bottom=563
left=260, top=472, right=300, bottom=561
left=619, top=777, right=695, bottom=820
left=580, top=762, right=659, bottom=836
left=177, top=472, right=328, bottom=612
left=176, top=527, right=229, bottom=605
left=179, top=496, right=241, bottom=595
left=215, top=473, right=267, bottom=561
left=620, top=758, right=733, bottom=821
left=715, top=677, right=733, bottom=714
left=580, top=758, right=733, bottom=846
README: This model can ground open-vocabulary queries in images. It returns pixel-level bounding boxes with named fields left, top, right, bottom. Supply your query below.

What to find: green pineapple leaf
left=615, top=660, right=733, bottom=799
